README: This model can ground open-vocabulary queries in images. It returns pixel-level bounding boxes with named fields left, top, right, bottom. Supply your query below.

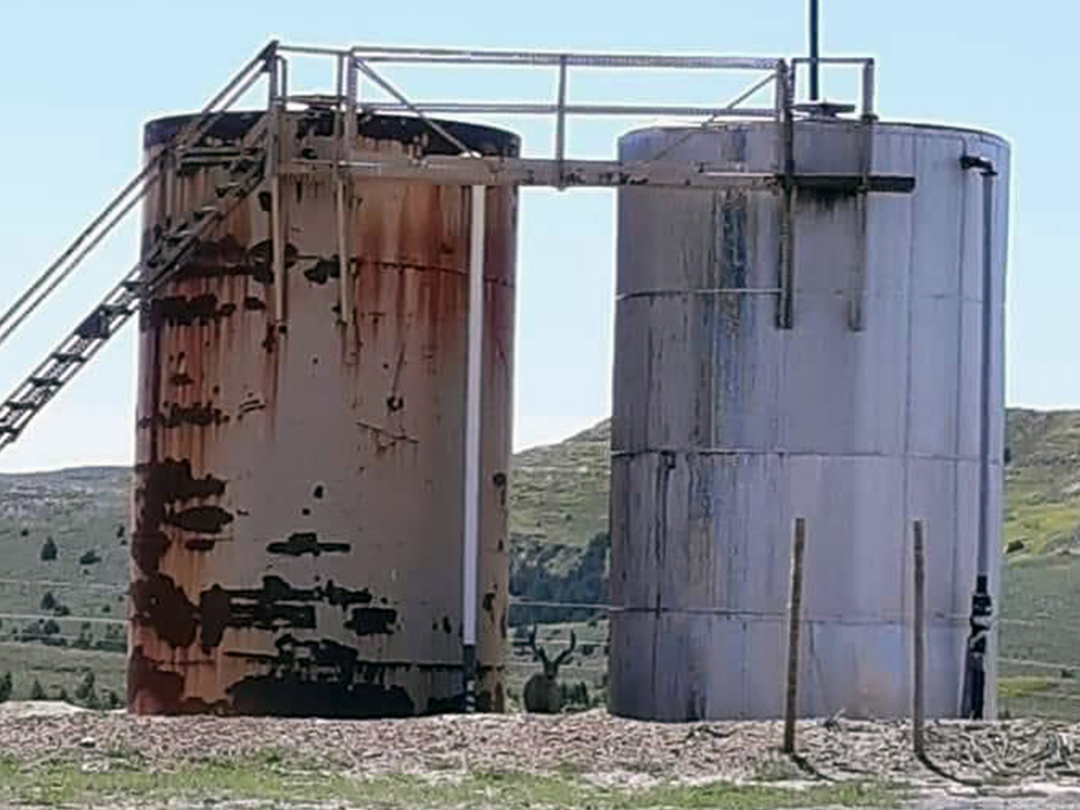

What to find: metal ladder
left=0, top=44, right=279, bottom=453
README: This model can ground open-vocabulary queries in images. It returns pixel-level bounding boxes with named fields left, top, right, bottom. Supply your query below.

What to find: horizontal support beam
left=284, top=157, right=916, bottom=193
left=349, top=46, right=779, bottom=71
left=285, top=158, right=778, bottom=188
left=359, top=101, right=776, bottom=118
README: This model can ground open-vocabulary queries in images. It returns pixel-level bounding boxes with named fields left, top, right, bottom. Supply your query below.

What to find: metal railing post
left=776, top=59, right=796, bottom=330
left=861, top=59, right=876, bottom=121
left=334, top=54, right=352, bottom=327
left=268, top=55, right=286, bottom=325
left=554, top=55, right=568, bottom=189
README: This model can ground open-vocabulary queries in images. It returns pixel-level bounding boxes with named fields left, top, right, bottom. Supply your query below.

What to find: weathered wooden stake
left=912, top=519, right=927, bottom=760
left=783, top=516, right=806, bottom=754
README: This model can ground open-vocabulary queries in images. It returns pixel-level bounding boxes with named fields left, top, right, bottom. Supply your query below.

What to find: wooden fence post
left=783, top=517, right=806, bottom=754
left=912, top=519, right=927, bottom=760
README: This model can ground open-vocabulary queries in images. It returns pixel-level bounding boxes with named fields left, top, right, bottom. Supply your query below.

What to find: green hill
left=1, top=408, right=1080, bottom=713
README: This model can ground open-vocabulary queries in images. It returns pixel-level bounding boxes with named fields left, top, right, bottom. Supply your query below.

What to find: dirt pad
left=2, top=706, right=1080, bottom=806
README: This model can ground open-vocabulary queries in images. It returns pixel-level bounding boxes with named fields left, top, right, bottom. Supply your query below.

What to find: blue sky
left=0, top=0, right=1072, bottom=471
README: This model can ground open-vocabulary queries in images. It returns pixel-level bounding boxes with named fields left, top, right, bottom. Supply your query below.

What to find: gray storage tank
left=609, top=117, right=1009, bottom=721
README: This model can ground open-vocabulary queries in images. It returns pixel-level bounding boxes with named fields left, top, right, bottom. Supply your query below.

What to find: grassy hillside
left=0, top=467, right=128, bottom=627
left=509, top=420, right=610, bottom=548
left=2, top=408, right=1080, bottom=715
left=1004, top=408, right=1080, bottom=555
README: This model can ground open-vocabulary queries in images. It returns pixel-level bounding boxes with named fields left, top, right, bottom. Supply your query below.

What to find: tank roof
left=618, top=117, right=1009, bottom=149
left=144, top=110, right=520, bottom=157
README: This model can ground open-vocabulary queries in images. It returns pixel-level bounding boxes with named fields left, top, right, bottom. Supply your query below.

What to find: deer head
left=527, top=626, right=576, bottom=680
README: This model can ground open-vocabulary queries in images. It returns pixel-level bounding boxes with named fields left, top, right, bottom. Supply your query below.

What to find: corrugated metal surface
left=129, top=111, right=518, bottom=716
left=609, top=119, right=1009, bottom=721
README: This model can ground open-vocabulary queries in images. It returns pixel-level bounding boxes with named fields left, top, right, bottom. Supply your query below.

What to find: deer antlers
left=526, top=625, right=550, bottom=669
left=554, top=630, right=576, bottom=668
left=527, top=627, right=577, bottom=674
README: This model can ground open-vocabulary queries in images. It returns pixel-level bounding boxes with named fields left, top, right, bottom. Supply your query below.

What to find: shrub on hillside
left=40, top=537, right=58, bottom=562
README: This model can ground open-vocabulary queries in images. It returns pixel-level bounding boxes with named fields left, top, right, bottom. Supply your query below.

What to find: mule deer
left=523, top=626, right=576, bottom=713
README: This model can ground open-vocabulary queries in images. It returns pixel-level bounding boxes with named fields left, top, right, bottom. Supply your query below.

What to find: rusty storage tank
left=129, top=111, right=517, bottom=716
left=609, top=118, right=1009, bottom=720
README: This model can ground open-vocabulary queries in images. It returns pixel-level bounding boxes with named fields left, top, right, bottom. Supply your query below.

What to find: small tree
left=40, top=537, right=58, bottom=562
left=40, top=592, right=57, bottom=612
left=30, top=679, right=45, bottom=700
left=0, top=672, right=12, bottom=703
left=78, top=550, right=101, bottom=566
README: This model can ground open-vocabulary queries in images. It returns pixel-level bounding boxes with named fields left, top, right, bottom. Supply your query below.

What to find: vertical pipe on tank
left=462, top=184, right=487, bottom=708
left=959, top=153, right=997, bottom=719
left=267, top=58, right=285, bottom=324
left=808, top=0, right=820, bottom=101
left=334, top=54, right=352, bottom=327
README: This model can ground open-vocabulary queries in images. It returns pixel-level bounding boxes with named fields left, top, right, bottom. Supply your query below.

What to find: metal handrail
left=0, top=41, right=276, bottom=355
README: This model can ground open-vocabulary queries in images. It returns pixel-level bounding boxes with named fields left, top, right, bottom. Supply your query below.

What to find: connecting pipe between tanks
left=959, top=153, right=997, bottom=720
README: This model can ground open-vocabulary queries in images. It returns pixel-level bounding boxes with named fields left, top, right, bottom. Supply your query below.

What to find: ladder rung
left=192, top=205, right=218, bottom=220
left=50, top=352, right=87, bottom=364
left=28, top=377, right=62, bottom=388
left=121, top=280, right=143, bottom=292
left=4, top=401, right=38, bottom=412
left=0, top=425, right=21, bottom=435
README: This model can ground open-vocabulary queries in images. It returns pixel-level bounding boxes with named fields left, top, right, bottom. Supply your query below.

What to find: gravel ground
left=3, top=704, right=1080, bottom=806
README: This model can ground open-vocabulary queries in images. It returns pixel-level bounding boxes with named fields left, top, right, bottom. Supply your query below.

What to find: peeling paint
left=267, top=532, right=350, bottom=557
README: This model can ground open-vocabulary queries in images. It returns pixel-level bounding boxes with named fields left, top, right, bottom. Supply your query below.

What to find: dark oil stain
left=261, top=323, right=276, bottom=353
left=128, top=645, right=184, bottom=711
left=303, top=257, right=340, bottom=285
left=138, top=402, right=227, bottom=430
left=177, top=236, right=298, bottom=286
left=169, top=371, right=195, bottom=387
left=225, top=634, right=416, bottom=718
left=148, top=294, right=237, bottom=328
left=301, top=507, right=311, bottom=517
left=426, top=694, right=464, bottom=714
left=198, top=575, right=374, bottom=650
left=267, top=532, right=350, bottom=557
left=237, top=398, right=266, bottom=421
left=442, top=617, right=452, bottom=634
left=345, top=607, right=397, bottom=637
left=312, top=484, right=324, bottom=499
left=258, top=191, right=272, bottom=212
left=386, top=395, right=404, bottom=412
left=130, top=573, right=198, bottom=647
left=199, top=582, right=315, bottom=649
left=243, top=296, right=267, bottom=311
left=165, top=505, right=234, bottom=534
left=132, top=458, right=226, bottom=574
left=482, top=592, right=495, bottom=614
left=248, top=239, right=299, bottom=285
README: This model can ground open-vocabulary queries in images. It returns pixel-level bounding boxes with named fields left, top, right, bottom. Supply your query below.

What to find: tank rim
left=617, top=118, right=1009, bottom=149
left=144, top=109, right=521, bottom=157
